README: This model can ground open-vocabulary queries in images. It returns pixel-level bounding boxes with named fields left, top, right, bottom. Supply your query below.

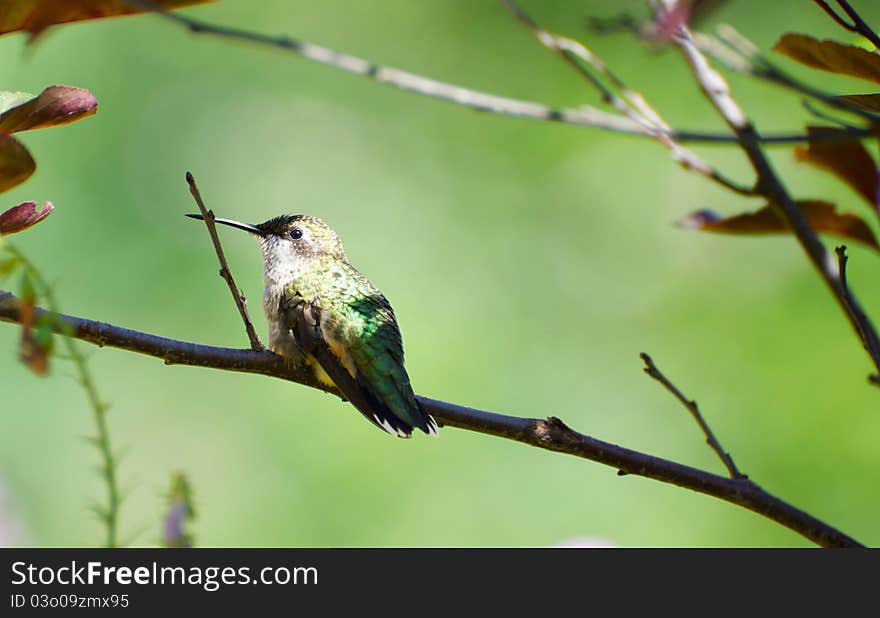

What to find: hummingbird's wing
left=287, top=288, right=438, bottom=438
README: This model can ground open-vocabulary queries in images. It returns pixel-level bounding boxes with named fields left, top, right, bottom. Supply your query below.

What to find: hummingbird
left=187, top=212, right=438, bottom=438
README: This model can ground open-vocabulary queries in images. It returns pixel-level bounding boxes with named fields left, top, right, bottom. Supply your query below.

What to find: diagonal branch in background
left=641, top=353, right=743, bottom=479
left=118, top=0, right=874, bottom=146
left=0, top=288, right=862, bottom=548
left=671, top=23, right=880, bottom=381
left=186, top=171, right=263, bottom=351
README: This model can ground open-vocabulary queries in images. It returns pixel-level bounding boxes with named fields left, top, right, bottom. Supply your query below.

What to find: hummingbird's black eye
left=289, top=228, right=303, bottom=240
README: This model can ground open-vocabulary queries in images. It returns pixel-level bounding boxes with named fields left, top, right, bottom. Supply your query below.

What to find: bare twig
left=814, top=0, right=880, bottom=49
left=707, top=25, right=880, bottom=123
left=835, top=244, right=855, bottom=313
left=593, top=15, right=879, bottom=123
left=117, top=0, right=875, bottom=146
left=0, top=288, right=862, bottom=548
left=501, top=0, right=757, bottom=196
left=802, top=98, right=866, bottom=130
left=186, top=172, right=263, bottom=351
left=640, top=353, right=743, bottom=479
left=834, top=246, right=880, bottom=384
left=672, top=24, right=880, bottom=381
left=674, top=127, right=870, bottom=144
left=502, top=0, right=655, bottom=129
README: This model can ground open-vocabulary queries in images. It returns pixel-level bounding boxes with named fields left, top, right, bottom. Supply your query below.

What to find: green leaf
left=19, top=269, right=35, bottom=301
left=33, top=314, right=56, bottom=353
left=0, top=255, right=21, bottom=278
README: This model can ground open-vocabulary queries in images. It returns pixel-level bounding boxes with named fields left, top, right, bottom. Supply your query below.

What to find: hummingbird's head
left=187, top=212, right=347, bottom=269
left=254, top=214, right=347, bottom=263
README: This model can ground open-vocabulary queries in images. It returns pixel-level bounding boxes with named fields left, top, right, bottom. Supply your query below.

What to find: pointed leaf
left=773, top=34, right=880, bottom=84
left=678, top=200, right=880, bottom=251
left=0, top=86, right=97, bottom=134
left=0, top=0, right=215, bottom=37
left=835, top=93, right=880, bottom=113
left=0, top=133, right=35, bottom=193
left=0, top=201, right=54, bottom=235
left=794, top=126, right=878, bottom=208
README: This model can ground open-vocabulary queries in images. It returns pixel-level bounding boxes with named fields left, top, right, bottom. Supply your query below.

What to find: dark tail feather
left=309, top=341, right=416, bottom=437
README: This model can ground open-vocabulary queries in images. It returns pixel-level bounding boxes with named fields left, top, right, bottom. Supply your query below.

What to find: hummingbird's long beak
left=185, top=213, right=265, bottom=235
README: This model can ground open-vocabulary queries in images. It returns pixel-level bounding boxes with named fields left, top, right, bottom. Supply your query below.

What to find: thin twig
left=118, top=0, right=875, bottom=146
left=501, top=0, right=757, bottom=196
left=814, top=0, right=880, bottom=49
left=709, top=25, right=880, bottom=123
left=640, top=353, right=743, bottom=479
left=834, top=245, right=880, bottom=384
left=501, top=0, right=654, bottom=129
left=0, top=288, right=862, bottom=548
left=594, top=15, right=879, bottom=123
left=674, top=127, right=871, bottom=144
left=185, top=172, right=263, bottom=351
left=802, top=98, right=866, bottom=130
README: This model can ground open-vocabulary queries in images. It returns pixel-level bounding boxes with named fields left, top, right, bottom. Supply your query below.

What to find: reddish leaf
left=0, top=86, right=97, bottom=134
left=794, top=126, right=878, bottom=208
left=836, top=93, right=880, bottom=114
left=0, top=133, right=35, bottom=193
left=773, top=34, right=880, bottom=84
left=0, top=201, right=54, bottom=235
left=678, top=200, right=880, bottom=251
left=0, top=0, right=215, bottom=37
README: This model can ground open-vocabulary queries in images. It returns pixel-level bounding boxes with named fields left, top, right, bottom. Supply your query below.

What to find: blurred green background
left=1, top=0, right=879, bottom=548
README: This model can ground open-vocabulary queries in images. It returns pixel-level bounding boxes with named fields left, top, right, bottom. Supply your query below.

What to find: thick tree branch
left=0, top=289, right=862, bottom=548
left=119, top=0, right=875, bottom=146
left=185, top=171, right=263, bottom=351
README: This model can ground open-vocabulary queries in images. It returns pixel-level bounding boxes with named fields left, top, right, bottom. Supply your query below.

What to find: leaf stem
left=4, top=244, right=120, bottom=547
